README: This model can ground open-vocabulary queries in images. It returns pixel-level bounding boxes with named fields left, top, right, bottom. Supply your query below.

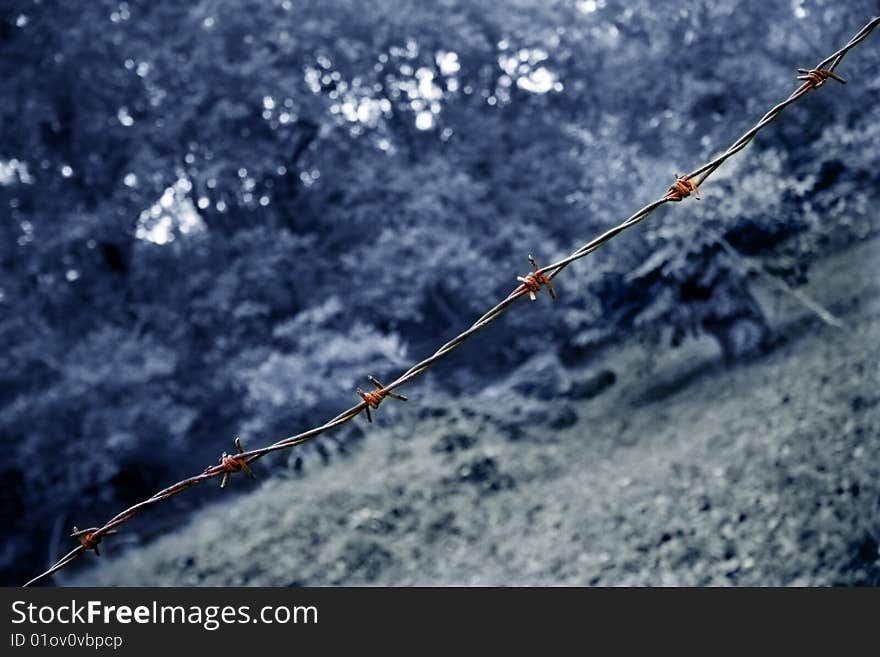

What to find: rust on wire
left=517, top=255, right=556, bottom=301
left=665, top=175, right=701, bottom=202
left=796, top=67, right=846, bottom=88
left=70, top=526, right=116, bottom=557
left=216, top=436, right=256, bottom=489
left=357, top=375, right=408, bottom=423
left=23, top=16, right=880, bottom=587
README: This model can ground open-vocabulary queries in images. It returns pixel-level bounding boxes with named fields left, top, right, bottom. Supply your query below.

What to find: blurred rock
left=432, top=432, right=477, bottom=454
left=454, top=457, right=515, bottom=494
left=549, top=405, right=578, bottom=430
left=569, top=370, right=616, bottom=400
left=483, top=354, right=569, bottom=401
left=338, top=539, right=394, bottom=583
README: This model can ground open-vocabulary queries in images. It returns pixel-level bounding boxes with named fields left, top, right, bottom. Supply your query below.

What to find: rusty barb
left=216, top=436, right=256, bottom=488
left=70, top=526, right=116, bottom=557
left=797, top=67, right=847, bottom=88
left=23, top=16, right=880, bottom=587
left=666, top=175, right=700, bottom=202
left=517, top=255, right=556, bottom=301
left=357, top=376, right=408, bottom=422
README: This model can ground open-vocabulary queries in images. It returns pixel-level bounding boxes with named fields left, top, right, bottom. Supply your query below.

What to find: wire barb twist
left=70, top=526, right=116, bottom=557
left=666, top=175, right=700, bottom=202
left=357, top=376, right=408, bottom=422
left=517, top=255, right=557, bottom=301
left=796, top=67, right=846, bottom=88
left=22, top=15, right=879, bottom=588
left=216, top=437, right=256, bottom=488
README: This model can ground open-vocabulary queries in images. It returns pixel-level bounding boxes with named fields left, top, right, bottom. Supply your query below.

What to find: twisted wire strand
left=24, top=16, right=880, bottom=587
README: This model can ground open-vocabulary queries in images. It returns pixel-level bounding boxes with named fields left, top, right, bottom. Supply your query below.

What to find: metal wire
left=23, top=16, right=880, bottom=587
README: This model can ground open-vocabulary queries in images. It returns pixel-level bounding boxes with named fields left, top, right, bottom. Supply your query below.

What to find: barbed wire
left=23, top=16, right=880, bottom=587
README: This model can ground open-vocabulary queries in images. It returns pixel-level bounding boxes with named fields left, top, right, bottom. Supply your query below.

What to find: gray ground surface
left=66, top=238, right=880, bottom=586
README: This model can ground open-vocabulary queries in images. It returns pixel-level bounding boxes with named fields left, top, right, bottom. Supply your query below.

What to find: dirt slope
left=66, top=238, right=880, bottom=586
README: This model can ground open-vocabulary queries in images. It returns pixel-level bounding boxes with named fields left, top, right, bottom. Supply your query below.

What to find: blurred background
left=1, top=0, right=879, bottom=586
